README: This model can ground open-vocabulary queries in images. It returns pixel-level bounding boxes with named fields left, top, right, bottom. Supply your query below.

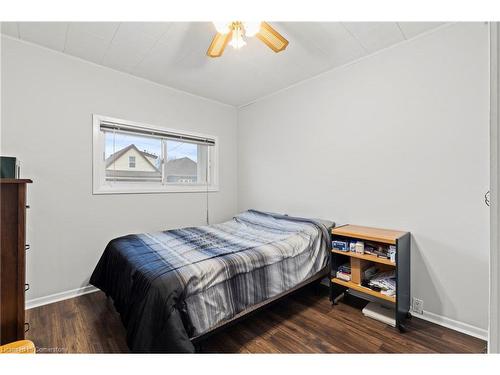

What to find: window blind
left=100, top=121, right=216, bottom=146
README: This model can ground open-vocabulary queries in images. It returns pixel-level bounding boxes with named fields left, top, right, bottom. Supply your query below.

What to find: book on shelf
left=374, top=251, right=389, bottom=259
left=336, top=271, right=351, bottom=282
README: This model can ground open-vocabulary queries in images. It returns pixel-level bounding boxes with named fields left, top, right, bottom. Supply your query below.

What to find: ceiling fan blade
left=256, top=22, right=289, bottom=53
left=207, top=32, right=232, bottom=58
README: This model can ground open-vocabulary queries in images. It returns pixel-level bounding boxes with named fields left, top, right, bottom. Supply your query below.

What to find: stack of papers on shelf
left=336, top=262, right=351, bottom=281
left=368, top=270, right=396, bottom=296
left=336, top=271, right=351, bottom=281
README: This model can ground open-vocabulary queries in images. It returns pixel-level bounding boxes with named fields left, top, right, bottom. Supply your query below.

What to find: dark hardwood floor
left=26, top=286, right=486, bottom=353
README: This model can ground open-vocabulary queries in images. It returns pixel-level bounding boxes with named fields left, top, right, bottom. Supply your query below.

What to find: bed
left=89, top=209, right=333, bottom=353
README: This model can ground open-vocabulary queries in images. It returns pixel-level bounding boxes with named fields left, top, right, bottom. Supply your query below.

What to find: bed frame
left=190, top=266, right=329, bottom=349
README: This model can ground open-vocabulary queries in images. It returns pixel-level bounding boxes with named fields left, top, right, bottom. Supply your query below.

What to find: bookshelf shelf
left=331, top=278, right=396, bottom=303
left=331, top=224, right=406, bottom=245
left=330, top=224, right=411, bottom=332
left=331, top=249, right=396, bottom=266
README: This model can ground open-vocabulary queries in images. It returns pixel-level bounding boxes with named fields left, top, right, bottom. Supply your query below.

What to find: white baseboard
left=26, top=285, right=98, bottom=310
left=411, top=308, right=488, bottom=341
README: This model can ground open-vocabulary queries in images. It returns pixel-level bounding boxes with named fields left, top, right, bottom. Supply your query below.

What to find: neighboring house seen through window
left=93, top=115, right=218, bottom=194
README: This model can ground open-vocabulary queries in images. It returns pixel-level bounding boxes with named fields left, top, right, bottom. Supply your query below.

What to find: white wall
left=238, top=23, right=490, bottom=333
left=0, top=36, right=238, bottom=301
left=489, top=22, right=500, bottom=353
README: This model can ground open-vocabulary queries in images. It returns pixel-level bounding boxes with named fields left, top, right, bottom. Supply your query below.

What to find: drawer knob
left=25, top=283, right=30, bottom=292
left=25, top=244, right=30, bottom=251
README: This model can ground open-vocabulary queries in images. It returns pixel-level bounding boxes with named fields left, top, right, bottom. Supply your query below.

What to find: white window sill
left=93, top=185, right=220, bottom=195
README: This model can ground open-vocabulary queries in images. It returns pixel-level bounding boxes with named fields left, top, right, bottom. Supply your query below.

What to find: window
left=128, top=156, right=136, bottom=168
left=93, top=115, right=218, bottom=194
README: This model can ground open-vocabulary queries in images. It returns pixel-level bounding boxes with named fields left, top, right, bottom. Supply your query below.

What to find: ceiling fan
left=207, top=21, right=289, bottom=58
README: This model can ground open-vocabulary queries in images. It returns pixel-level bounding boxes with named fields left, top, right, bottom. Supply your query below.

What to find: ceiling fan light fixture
left=206, top=32, right=232, bottom=57
left=207, top=21, right=288, bottom=58
left=229, top=26, right=246, bottom=49
left=257, top=22, right=289, bottom=52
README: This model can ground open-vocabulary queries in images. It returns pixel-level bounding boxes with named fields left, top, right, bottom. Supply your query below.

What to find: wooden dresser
left=0, top=179, right=32, bottom=345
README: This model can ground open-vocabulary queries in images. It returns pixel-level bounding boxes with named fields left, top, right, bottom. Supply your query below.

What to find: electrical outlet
left=412, top=298, right=424, bottom=314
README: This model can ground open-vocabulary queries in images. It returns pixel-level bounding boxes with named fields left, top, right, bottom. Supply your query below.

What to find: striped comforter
left=90, top=210, right=331, bottom=353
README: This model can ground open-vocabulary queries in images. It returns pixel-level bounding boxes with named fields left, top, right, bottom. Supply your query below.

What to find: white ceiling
left=1, top=22, right=445, bottom=106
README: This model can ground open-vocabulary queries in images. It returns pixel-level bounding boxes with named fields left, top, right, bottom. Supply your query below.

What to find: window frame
left=92, top=114, right=219, bottom=194
left=128, top=156, right=136, bottom=168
